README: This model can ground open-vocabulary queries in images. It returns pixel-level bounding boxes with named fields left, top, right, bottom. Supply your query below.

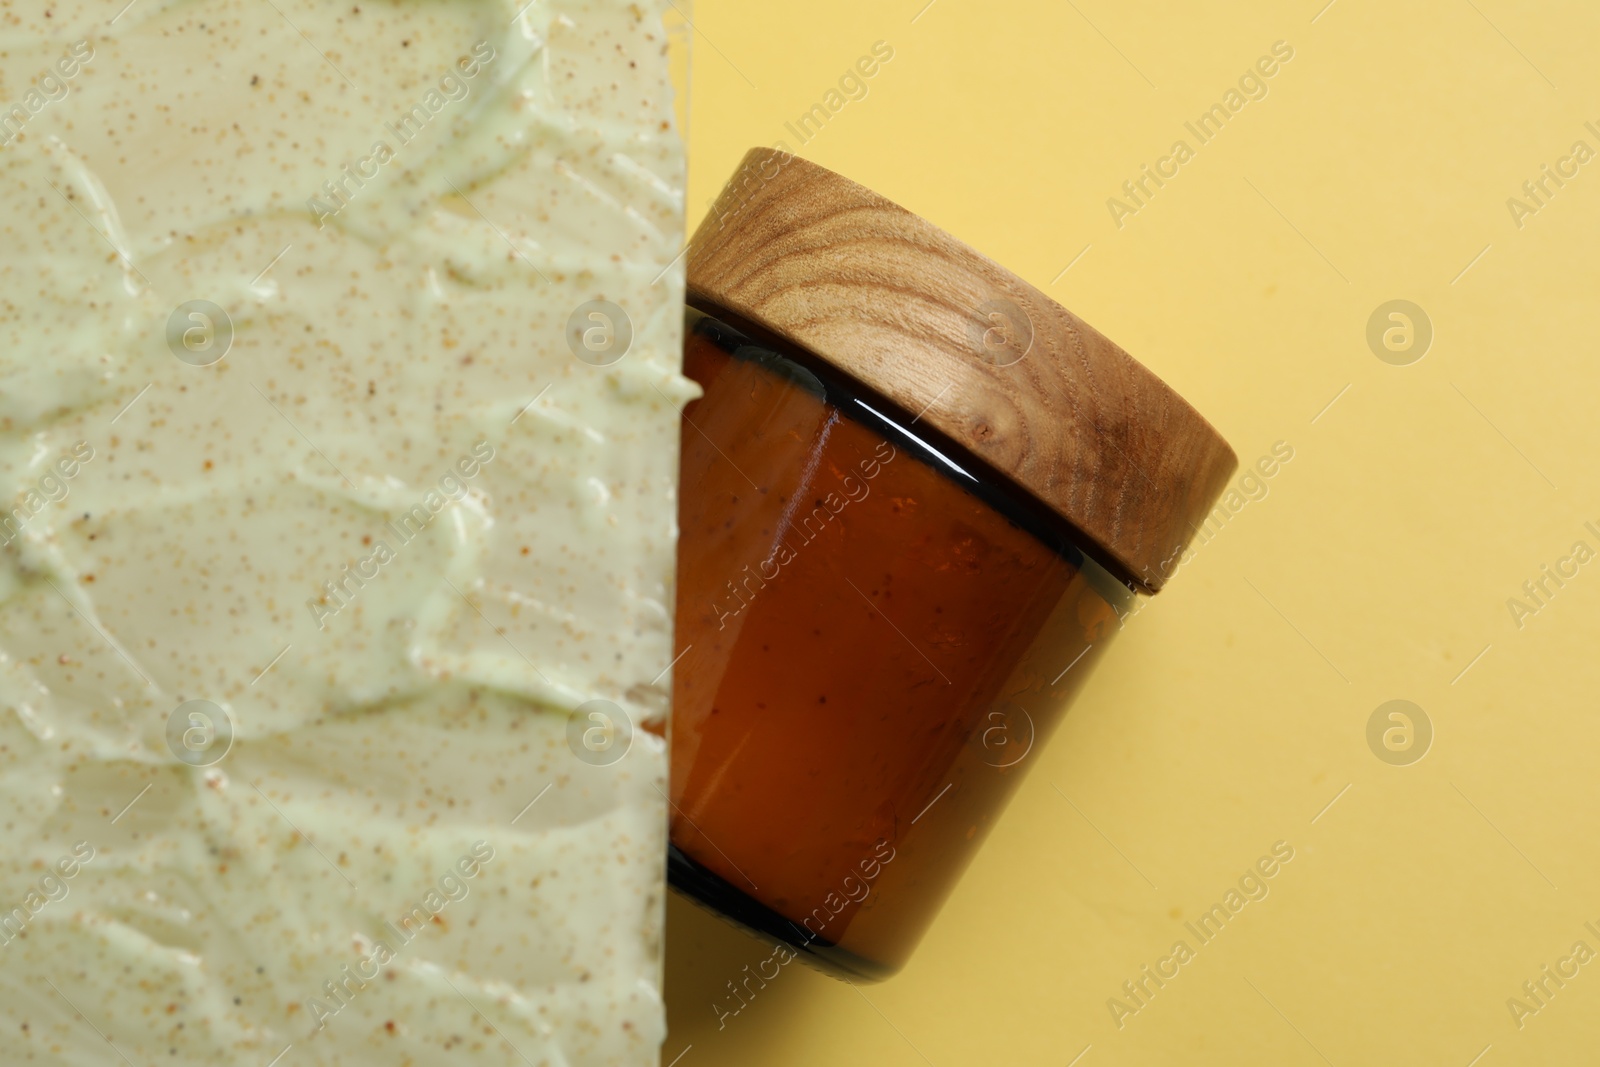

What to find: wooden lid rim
left=685, top=148, right=1239, bottom=593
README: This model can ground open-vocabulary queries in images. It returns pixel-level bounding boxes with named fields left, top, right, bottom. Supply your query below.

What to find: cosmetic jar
left=667, top=149, right=1238, bottom=979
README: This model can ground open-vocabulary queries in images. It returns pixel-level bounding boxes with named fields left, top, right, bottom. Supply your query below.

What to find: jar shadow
left=664, top=889, right=838, bottom=1054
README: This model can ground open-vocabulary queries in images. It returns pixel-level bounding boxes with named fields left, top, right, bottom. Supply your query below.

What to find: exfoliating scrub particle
left=0, top=1, right=688, bottom=1064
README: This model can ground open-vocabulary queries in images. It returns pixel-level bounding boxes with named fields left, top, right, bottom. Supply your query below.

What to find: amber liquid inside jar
left=668, top=309, right=1135, bottom=979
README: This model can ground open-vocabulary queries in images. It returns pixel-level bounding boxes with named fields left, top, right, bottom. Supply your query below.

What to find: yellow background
left=663, top=2, right=1599, bottom=1064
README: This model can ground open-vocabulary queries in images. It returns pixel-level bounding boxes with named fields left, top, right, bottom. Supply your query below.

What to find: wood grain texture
left=686, top=148, right=1238, bottom=592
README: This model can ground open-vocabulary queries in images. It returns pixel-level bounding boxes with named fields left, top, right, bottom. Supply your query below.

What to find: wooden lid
left=685, top=148, right=1238, bottom=593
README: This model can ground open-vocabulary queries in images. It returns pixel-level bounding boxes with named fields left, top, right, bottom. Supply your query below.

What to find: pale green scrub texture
left=0, top=0, right=689, bottom=1063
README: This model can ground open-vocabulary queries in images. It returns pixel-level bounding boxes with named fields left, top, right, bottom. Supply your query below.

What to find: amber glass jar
left=667, top=150, right=1237, bottom=980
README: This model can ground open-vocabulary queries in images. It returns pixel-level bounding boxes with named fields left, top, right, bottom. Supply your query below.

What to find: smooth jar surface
left=670, top=309, right=1133, bottom=979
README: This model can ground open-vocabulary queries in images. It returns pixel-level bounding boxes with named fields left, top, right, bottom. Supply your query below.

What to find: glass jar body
left=669, top=309, right=1133, bottom=979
